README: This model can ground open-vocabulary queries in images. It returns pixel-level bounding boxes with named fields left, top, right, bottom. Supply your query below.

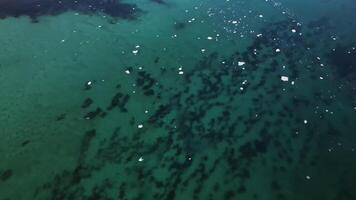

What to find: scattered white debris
left=291, top=29, right=296, bottom=33
left=138, top=124, right=144, bottom=129
left=178, top=71, right=184, bottom=75
left=132, top=49, right=139, bottom=54
left=207, top=36, right=213, bottom=40
left=257, top=33, right=263, bottom=37
left=238, top=61, right=246, bottom=66
left=281, top=76, right=289, bottom=82
left=138, top=157, right=144, bottom=162
left=232, top=20, right=238, bottom=24
left=240, top=87, right=244, bottom=91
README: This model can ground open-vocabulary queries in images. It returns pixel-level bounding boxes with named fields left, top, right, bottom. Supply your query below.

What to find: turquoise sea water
left=1, top=0, right=356, bottom=199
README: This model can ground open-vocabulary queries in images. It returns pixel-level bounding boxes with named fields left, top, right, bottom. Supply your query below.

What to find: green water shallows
left=0, top=0, right=356, bottom=200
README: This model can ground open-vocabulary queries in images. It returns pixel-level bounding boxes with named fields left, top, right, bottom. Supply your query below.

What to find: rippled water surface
left=1, top=0, right=356, bottom=199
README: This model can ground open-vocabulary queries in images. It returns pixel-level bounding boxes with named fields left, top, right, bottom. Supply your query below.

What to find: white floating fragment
left=259, top=14, right=263, bottom=18
left=87, top=81, right=92, bottom=86
left=178, top=71, right=184, bottom=75
left=281, top=76, right=289, bottom=82
left=319, top=76, right=324, bottom=80
left=275, top=48, right=281, bottom=53
left=304, top=120, right=308, bottom=124
left=145, top=110, right=149, bottom=114
left=201, top=49, right=206, bottom=53
left=238, top=61, right=246, bottom=66
left=257, top=33, right=263, bottom=37
left=138, top=124, right=144, bottom=129
left=125, top=70, right=130, bottom=74
left=306, top=175, right=311, bottom=180
left=291, top=81, right=295, bottom=85
left=138, top=157, right=144, bottom=162
left=207, top=36, right=213, bottom=40
left=132, top=49, right=139, bottom=54
left=291, top=29, right=296, bottom=33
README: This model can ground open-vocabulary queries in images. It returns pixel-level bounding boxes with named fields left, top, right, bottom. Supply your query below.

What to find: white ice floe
left=138, top=157, right=144, bottom=162
left=207, top=36, right=213, bottom=40
left=125, top=70, right=130, bottom=74
left=275, top=48, right=281, bottom=53
left=138, top=124, right=144, bottom=129
left=304, top=120, right=308, bottom=124
left=281, top=76, right=289, bottom=82
left=238, top=61, right=246, bottom=66
left=132, top=49, right=139, bottom=54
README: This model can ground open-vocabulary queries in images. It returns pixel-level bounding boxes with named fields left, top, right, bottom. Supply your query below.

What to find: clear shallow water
left=0, top=0, right=356, bottom=199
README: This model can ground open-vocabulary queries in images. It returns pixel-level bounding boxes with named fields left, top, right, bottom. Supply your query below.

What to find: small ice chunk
left=257, top=33, right=263, bottom=37
left=138, top=124, right=143, bottom=129
left=259, top=14, right=263, bottom=18
left=238, top=61, right=246, bottom=66
left=125, top=70, right=130, bottom=74
left=178, top=71, right=184, bottom=75
left=132, top=49, right=139, bottom=54
left=306, top=175, right=311, bottom=180
left=275, top=48, right=281, bottom=53
left=304, top=120, right=308, bottom=124
left=291, top=29, right=296, bottom=33
left=138, top=157, right=144, bottom=162
left=207, top=36, right=213, bottom=40
left=281, top=76, right=289, bottom=82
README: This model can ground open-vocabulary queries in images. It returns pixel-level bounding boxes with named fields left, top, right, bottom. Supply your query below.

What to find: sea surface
left=1, top=0, right=356, bottom=200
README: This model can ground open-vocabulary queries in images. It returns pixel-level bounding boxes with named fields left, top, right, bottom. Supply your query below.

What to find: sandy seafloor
left=0, top=0, right=356, bottom=199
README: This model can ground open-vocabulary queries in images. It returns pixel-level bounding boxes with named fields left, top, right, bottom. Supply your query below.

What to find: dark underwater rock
left=0, top=0, right=142, bottom=22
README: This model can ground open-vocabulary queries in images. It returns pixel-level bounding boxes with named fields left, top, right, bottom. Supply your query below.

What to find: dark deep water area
left=1, top=0, right=356, bottom=200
